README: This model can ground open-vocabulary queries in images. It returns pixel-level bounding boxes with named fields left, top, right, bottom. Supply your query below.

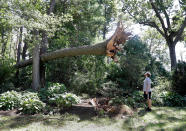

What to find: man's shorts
left=144, top=92, right=151, bottom=99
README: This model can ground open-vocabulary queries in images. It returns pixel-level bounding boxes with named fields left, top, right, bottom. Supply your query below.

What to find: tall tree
left=98, top=0, right=117, bottom=39
left=142, top=28, right=170, bottom=65
left=122, top=0, right=186, bottom=69
left=40, top=0, right=56, bottom=88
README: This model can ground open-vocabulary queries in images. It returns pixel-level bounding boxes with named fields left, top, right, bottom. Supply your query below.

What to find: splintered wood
left=106, top=21, right=131, bottom=62
left=89, top=97, right=133, bottom=116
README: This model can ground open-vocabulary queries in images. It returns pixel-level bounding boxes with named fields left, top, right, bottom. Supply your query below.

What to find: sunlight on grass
left=0, top=107, right=186, bottom=131
left=122, top=107, right=186, bottom=131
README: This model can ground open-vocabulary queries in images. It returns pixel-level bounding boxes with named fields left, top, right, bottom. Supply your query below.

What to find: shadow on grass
left=61, top=106, right=117, bottom=125
left=0, top=115, right=66, bottom=130
left=60, top=105, right=97, bottom=121
left=0, top=105, right=117, bottom=130
left=122, top=107, right=186, bottom=131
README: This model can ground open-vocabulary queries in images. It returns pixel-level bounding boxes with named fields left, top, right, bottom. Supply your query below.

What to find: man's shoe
left=146, top=107, right=152, bottom=112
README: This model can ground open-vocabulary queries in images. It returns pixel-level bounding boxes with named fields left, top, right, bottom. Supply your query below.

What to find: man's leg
left=148, top=99, right=151, bottom=109
left=144, top=92, right=148, bottom=108
left=147, top=92, right=152, bottom=111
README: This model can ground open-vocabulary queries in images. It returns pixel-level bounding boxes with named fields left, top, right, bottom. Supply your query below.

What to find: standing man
left=143, top=72, right=152, bottom=111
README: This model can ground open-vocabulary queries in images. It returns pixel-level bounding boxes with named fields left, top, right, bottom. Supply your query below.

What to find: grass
left=0, top=107, right=186, bottom=131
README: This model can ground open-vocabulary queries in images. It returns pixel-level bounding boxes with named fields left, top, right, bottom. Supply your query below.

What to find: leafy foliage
left=152, top=77, right=186, bottom=107
left=39, top=82, right=80, bottom=109
left=0, top=91, right=45, bottom=114
left=20, top=92, right=46, bottom=114
left=39, top=82, right=67, bottom=102
left=0, top=60, right=15, bottom=93
left=122, top=0, right=185, bottom=69
left=171, top=61, right=186, bottom=96
left=107, top=37, right=150, bottom=93
left=0, top=91, right=21, bottom=110
left=49, top=93, right=80, bottom=108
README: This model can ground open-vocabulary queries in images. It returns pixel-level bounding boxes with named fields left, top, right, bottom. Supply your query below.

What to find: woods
left=0, top=0, right=186, bottom=130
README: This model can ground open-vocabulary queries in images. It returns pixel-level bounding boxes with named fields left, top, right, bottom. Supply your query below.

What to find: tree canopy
left=122, top=0, right=186, bottom=69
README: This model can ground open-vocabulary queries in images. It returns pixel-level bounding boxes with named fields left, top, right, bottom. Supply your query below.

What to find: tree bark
left=40, top=0, right=56, bottom=87
left=22, top=40, right=28, bottom=60
left=125, top=1, right=186, bottom=70
left=1, top=28, right=6, bottom=59
left=15, top=40, right=108, bottom=68
left=168, top=43, right=177, bottom=70
left=40, top=31, right=48, bottom=88
left=15, top=27, right=23, bottom=79
left=48, top=0, right=56, bottom=14
left=103, top=24, right=107, bottom=40
left=15, top=22, right=130, bottom=68
left=32, top=44, right=40, bottom=90
left=16, top=27, right=23, bottom=64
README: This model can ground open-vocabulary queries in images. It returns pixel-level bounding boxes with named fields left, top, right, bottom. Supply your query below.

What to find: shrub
left=20, top=92, right=46, bottom=114
left=39, top=82, right=67, bottom=102
left=161, top=91, right=185, bottom=107
left=108, top=91, right=144, bottom=108
left=171, top=61, right=186, bottom=96
left=0, top=91, right=22, bottom=110
left=49, top=93, right=80, bottom=108
left=109, top=97, right=124, bottom=106
left=47, top=82, right=67, bottom=95
left=152, top=87, right=186, bottom=107
left=0, top=60, right=15, bottom=93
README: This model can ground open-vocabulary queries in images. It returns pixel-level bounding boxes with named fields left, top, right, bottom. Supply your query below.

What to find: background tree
left=142, top=28, right=170, bottom=67
left=98, top=0, right=118, bottom=39
left=122, top=0, right=186, bottom=69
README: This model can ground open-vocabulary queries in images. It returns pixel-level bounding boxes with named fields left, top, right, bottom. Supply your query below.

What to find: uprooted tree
left=15, top=22, right=131, bottom=90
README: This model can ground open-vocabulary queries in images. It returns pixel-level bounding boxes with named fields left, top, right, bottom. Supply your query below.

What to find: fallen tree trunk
left=15, top=22, right=131, bottom=68
left=15, top=40, right=108, bottom=68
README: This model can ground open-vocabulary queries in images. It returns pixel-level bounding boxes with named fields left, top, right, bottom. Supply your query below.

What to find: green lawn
left=0, top=107, right=186, bottom=131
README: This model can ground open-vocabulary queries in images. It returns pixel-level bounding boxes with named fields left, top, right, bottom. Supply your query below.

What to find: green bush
left=0, top=90, right=46, bottom=114
left=109, top=97, right=124, bottom=106
left=0, top=60, right=15, bottom=93
left=39, top=82, right=67, bottom=102
left=108, top=91, right=144, bottom=108
left=0, top=91, right=22, bottom=110
left=161, top=91, right=184, bottom=107
left=124, top=91, right=144, bottom=108
left=20, top=92, right=46, bottom=114
left=39, top=83, right=80, bottom=109
left=49, top=93, right=80, bottom=108
left=152, top=87, right=186, bottom=107
left=172, top=61, right=186, bottom=96
left=47, top=82, right=67, bottom=95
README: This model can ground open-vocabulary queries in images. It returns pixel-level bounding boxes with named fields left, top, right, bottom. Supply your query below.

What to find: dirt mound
left=108, top=105, right=133, bottom=118
left=88, top=97, right=134, bottom=118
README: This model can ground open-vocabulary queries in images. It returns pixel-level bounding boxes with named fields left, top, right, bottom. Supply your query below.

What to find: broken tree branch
left=14, top=22, right=131, bottom=68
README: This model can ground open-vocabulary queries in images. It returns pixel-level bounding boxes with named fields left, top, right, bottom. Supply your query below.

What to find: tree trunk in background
left=40, top=0, right=56, bottom=88
left=48, top=0, right=56, bottom=14
left=168, top=43, right=177, bottom=70
left=32, top=44, right=40, bottom=90
left=103, top=4, right=107, bottom=40
left=40, top=31, right=48, bottom=88
left=16, top=27, right=23, bottom=64
left=22, top=40, right=28, bottom=60
left=1, top=28, right=6, bottom=59
left=103, top=24, right=107, bottom=40
left=15, top=27, right=23, bottom=80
